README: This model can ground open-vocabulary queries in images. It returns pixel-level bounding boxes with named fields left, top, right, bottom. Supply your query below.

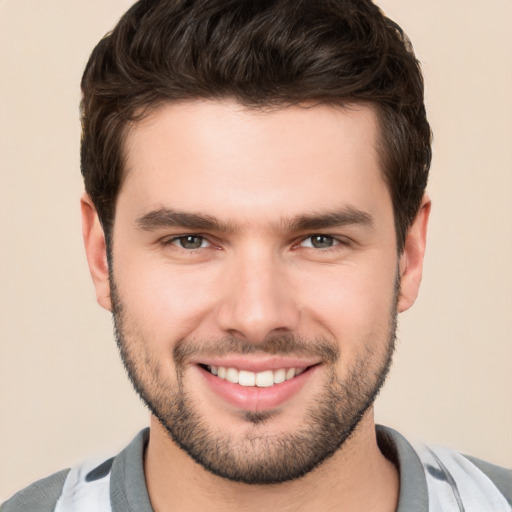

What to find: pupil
left=312, top=235, right=333, bottom=248
left=181, top=236, right=202, bottom=249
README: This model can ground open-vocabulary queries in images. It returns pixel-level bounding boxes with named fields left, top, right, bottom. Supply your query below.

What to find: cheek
left=114, top=258, right=221, bottom=344
left=296, top=260, right=397, bottom=346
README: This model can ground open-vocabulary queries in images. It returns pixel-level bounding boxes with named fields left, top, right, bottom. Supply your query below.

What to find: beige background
left=1, top=0, right=511, bottom=500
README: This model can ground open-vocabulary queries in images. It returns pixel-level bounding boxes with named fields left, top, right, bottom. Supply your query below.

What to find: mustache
left=173, top=333, right=339, bottom=367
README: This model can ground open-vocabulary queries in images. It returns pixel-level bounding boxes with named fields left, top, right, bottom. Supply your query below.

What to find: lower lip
left=197, top=365, right=318, bottom=412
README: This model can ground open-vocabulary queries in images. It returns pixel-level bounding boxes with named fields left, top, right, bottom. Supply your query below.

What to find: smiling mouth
left=201, top=364, right=314, bottom=388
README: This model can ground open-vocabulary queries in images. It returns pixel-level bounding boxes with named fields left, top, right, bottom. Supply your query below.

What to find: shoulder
left=462, top=453, right=512, bottom=505
left=1, top=429, right=150, bottom=512
left=1, top=469, right=70, bottom=512
left=415, top=442, right=512, bottom=509
left=376, top=425, right=512, bottom=512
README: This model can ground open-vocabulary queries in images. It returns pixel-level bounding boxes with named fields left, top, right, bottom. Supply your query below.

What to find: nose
left=215, top=247, right=301, bottom=343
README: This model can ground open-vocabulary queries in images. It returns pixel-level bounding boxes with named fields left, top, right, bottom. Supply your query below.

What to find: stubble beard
left=110, top=277, right=398, bottom=485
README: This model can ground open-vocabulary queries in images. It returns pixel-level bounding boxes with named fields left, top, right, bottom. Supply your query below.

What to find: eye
left=300, top=234, right=340, bottom=249
left=170, top=235, right=211, bottom=250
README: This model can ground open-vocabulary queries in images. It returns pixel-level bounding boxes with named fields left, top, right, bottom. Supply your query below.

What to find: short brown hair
left=80, top=0, right=431, bottom=251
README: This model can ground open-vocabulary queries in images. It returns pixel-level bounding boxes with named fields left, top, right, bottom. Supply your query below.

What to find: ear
left=397, top=194, right=431, bottom=313
left=81, top=193, right=112, bottom=311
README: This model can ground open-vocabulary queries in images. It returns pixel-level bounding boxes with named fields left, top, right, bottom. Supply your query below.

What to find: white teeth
left=207, top=365, right=306, bottom=387
left=255, top=370, right=274, bottom=388
left=273, top=368, right=286, bottom=384
left=225, top=367, right=239, bottom=384
left=238, top=370, right=256, bottom=387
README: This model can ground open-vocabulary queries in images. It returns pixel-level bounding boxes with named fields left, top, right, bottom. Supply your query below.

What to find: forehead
left=119, top=100, right=390, bottom=226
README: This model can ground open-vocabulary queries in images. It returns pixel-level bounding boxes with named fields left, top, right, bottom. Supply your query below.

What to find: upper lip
left=192, top=356, right=321, bottom=373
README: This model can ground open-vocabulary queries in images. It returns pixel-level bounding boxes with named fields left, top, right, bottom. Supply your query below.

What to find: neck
left=144, top=410, right=399, bottom=512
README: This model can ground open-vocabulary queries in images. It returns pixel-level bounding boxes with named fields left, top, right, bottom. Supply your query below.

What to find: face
left=83, top=100, right=428, bottom=484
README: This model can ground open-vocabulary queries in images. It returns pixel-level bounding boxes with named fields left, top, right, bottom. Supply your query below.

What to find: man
left=2, top=1, right=510, bottom=511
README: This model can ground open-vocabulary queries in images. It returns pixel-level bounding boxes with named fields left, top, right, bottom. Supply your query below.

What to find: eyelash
left=161, top=235, right=212, bottom=250
left=295, top=234, right=349, bottom=250
left=160, top=234, right=350, bottom=252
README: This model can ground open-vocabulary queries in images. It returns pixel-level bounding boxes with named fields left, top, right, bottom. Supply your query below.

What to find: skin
left=82, top=99, right=430, bottom=512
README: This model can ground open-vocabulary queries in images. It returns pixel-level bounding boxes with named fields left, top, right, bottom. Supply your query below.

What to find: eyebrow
left=136, top=209, right=237, bottom=233
left=286, top=208, right=373, bottom=232
left=135, top=206, right=374, bottom=233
